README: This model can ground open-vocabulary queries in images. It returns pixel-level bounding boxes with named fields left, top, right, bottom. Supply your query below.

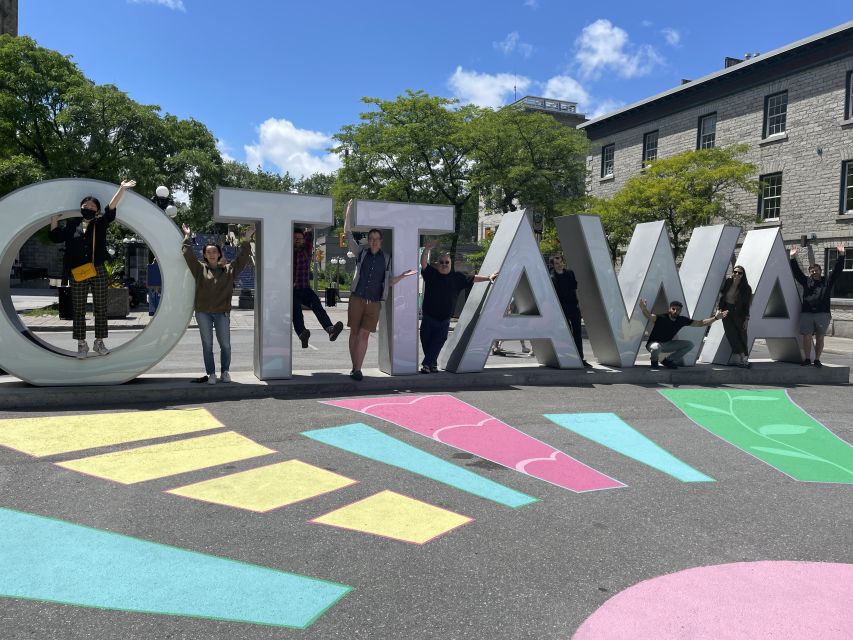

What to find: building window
left=601, top=144, right=614, bottom=178
left=827, top=247, right=853, bottom=270
left=758, top=172, right=782, bottom=220
left=697, top=113, right=716, bottom=149
left=847, top=71, right=853, bottom=120
left=642, top=131, right=658, bottom=166
left=763, top=91, right=787, bottom=138
left=842, top=160, right=853, bottom=214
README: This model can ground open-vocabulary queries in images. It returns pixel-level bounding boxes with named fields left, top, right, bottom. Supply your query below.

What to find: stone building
left=580, top=20, right=853, bottom=321
left=0, top=0, right=17, bottom=36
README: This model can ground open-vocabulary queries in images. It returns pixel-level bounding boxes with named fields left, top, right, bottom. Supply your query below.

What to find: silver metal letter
left=351, top=199, right=454, bottom=375
left=440, top=210, right=579, bottom=373
left=0, top=179, right=194, bottom=385
left=214, top=188, right=332, bottom=380
left=700, top=227, right=802, bottom=363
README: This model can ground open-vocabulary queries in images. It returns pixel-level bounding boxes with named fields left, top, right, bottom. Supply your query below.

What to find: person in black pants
left=717, top=265, right=753, bottom=367
left=49, top=180, right=136, bottom=359
left=292, top=227, right=343, bottom=348
left=419, top=240, right=498, bottom=373
left=549, top=255, right=591, bottom=368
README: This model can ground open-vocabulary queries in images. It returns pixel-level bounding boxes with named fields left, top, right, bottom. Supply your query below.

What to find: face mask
left=81, top=207, right=96, bottom=220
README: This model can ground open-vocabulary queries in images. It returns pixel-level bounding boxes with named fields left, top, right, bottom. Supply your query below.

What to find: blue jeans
left=196, top=311, right=231, bottom=375
left=420, top=313, right=450, bottom=368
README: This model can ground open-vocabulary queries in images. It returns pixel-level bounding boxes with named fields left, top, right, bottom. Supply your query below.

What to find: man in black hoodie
left=789, top=244, right=846, bottom=367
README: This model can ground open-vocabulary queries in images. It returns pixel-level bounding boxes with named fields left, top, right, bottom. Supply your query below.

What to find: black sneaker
left=661, top=358, right=678, bottom=369
left=813, top=359, right=822, bottom=368
left=801, top=359, right=811, bottom=366
left=650, top=360, right=660, bottom=370
left=429, top=366, right=439, bottom=373
left=419, top=365, right=430, bottom=374
left=328, top=321, right=344, bottom=341
left=299, top=329, right=310, bottom=348
left=349, top=369, right=363, bottom=381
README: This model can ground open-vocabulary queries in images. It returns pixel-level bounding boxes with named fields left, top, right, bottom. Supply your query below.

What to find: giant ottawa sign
left=0, top=179, right=805, bottom=386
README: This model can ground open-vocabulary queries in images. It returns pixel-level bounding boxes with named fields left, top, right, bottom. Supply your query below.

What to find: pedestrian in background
left=182, top=223, right=254, bottom=384
left=49, top=179, right=136, bottom=359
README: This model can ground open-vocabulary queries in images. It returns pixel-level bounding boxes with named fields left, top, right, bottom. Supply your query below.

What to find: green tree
left=296, top=171, right=335, bottom=196
left=468, top=107, right=588, bottom=232
left=333, top=90, right=481, bottom=259
left=588, top=145, right=759, bottom=259
left=0, top=35, right=222, bottom=230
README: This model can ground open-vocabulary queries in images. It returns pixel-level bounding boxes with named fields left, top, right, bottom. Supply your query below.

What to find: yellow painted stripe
left=311, top=490, right=472, bottom=544
left=0, top=409, right=223, bottom=457
left=167, top=460, right=357, bottom=512
left=56, top=432, right=275, bottom=484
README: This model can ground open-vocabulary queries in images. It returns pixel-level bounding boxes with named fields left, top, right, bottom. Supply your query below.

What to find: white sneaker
left=220, top=371, right=231, bottom=383
left=76, top=340, right=89, bottom=359
left=92, top=339, right=110, bottom=356
left=207, top=374, right=217, bottom=385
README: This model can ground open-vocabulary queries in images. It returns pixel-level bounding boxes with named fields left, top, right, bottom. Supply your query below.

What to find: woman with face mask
left=49, top=180, right=136, bottom=359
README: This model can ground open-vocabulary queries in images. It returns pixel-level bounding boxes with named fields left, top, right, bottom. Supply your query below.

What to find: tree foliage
left=587, top=145, right=759, bottom=259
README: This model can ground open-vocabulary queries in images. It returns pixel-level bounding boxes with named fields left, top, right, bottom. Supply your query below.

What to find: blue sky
left=20, top=1, right=849, bottom=180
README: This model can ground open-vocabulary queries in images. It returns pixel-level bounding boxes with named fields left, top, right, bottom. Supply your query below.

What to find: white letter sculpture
left=351, top=199, right=454, bottom=375
left=440, top=210, right=580, bottom=372
left=700, top=227, right=803, bottom=363
left=214, top=188, right=332, bottom=380
left=555, top=215, right=738, bottom=367
left=0, top=179, right=194, bottom=385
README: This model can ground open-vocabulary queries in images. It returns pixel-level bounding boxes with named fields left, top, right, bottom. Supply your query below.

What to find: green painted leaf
left=729, top=395, right=780, bottom=402
left=685, top=403, right=731, bottom=416
left=758, top=424, right=813, bottom=436
left=751, top=446, right=821, bottom=460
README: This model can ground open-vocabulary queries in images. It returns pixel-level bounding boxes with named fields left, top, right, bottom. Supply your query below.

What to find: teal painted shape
left=302, top=423, right=537, bottom=508
left=0, top=508, right=350, bottom=628
left=543, top=413, right=714, bottom=482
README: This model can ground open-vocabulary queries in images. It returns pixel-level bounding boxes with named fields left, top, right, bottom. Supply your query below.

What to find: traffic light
left=338, top=231, right=346, bottom=248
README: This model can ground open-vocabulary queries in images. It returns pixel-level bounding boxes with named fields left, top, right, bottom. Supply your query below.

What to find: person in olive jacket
left=49, top=179, right=136, bottom=359
left=182, top=223, right=254, bottom=384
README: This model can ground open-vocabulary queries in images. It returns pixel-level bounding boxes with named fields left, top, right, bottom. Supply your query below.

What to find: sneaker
left=813, top=359, right=822, bottom=368
left=801, top=358, right=811, bottom=366
left=207, top=374, right=217, bottom=385
left=92, top=339, right=110, bottom=356
left=661, top=358, right=678, bottom=370
left=419, top=365, right=431, bottom=374
left=299, top=329, right=311, bottom=349
left=76, top=340, right=89, bottom=359
left=429, top=366, right=439, bottom=373
left=328, top=321, right=344, bottom=341
left=521, top=345, right=531, bottom=354
left=220, top=371, right=231, bottom=383
left=349, top=369, right=363, bottom=381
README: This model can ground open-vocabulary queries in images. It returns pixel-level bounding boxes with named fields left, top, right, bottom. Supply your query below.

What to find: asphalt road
left=0, top=384, right=850, bottom=639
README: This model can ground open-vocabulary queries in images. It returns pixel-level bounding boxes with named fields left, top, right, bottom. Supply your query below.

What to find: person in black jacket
left=49, top=180, right=136, bottom=359
left=717, top=265, right=753, bottom=368
left=549, top=255, right=591, bottom=368
left=789, top=244, right=845, bottom=367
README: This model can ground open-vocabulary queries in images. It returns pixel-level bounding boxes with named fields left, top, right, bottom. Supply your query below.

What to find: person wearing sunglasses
left=419, top=239, right=498, bottom=373
left=717, top=266, right=753, bottom=367
left=49, top=179, right=136, bottom=359
left=638, top=298, right=727, bottom=369
left=549, top=255, right=592, bottom=368
left=789, top=244, right=846, bottom=367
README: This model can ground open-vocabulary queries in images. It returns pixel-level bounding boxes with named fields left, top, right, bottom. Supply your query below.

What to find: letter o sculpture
left=0, top=179, right=194, bottom=386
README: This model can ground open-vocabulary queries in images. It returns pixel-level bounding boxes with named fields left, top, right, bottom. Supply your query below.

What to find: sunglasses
left=438, top=261, right=450, bottom=265
left=733, top=270, right=744, bottom=275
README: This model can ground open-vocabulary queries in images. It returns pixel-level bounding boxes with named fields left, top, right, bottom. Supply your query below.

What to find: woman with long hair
left=182, top=223, right=254, bottom=384
left=717, top=265, right=753, bottom=367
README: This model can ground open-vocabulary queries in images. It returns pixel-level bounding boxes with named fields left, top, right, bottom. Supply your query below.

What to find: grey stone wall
left=587, top=55, right=853, bottom=267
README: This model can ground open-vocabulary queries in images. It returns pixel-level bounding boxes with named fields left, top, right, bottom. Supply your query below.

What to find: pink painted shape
left=573, top=561, right=853, bottom=640
left=322, top=395, right=623, bottom=492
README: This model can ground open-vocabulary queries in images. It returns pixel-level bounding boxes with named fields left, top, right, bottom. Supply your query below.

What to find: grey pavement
left=2, top=289, right=852, bottom=410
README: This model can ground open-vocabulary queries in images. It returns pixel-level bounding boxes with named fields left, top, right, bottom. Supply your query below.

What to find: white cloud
left=448, top=67, right=531, bottom=108
left=524, top=0, right=539, bottom=8
left=575, top=19, right=663, bottom=79
left=128, top=0, right=186, bottom=11
left=589, top=98, right=623, bottom=119
left=543, top=75, right=590, bottom=106
left=661, top=27, right=681, bottom=47
left=216, top=139, right=235, bottom=163
left=493, top=32, right=534, bottom=58
left=244, top=118, right=341, bottom=178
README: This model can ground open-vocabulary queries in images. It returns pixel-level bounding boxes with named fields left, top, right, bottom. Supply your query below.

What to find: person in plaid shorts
left=49, top=180, right=136, bottom=359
